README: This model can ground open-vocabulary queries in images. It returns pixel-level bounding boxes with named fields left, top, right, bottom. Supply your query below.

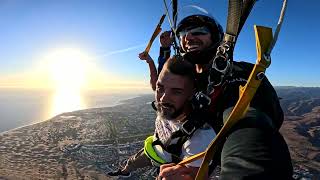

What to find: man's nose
left=185, top=32, right=195, bottom=40
left=160, top=91, right=170, bottom=103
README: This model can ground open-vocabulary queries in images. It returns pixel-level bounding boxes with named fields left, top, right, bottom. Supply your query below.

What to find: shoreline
left=0, top=93, right=152, bottom=134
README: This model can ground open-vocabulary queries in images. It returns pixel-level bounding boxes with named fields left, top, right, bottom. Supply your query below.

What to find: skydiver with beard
left=108, top=56, right=216, bottom=179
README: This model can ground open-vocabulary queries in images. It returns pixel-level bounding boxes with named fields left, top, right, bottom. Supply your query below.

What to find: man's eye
left=156, top=87, right=164, bottom=92
left=173, top=91, right=183, bottom=95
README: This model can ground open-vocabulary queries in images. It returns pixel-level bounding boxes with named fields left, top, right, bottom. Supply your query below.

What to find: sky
left=0, top=0, right=319, bottom=92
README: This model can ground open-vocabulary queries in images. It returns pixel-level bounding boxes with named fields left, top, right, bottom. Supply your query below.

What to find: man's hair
left=161, top=55, right=196, bottom=83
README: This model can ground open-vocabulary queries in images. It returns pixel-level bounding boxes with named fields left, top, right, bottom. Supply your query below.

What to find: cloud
left=97, top=43, right=146, bottom=58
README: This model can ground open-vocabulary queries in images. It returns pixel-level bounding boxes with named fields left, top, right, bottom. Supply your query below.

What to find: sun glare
left=46, top=48, right=89, bottom=89
left=44, top=48, right=91, bottom=117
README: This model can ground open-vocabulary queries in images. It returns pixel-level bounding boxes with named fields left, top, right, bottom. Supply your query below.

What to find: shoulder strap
left=153, top=111, right=208, bottom=163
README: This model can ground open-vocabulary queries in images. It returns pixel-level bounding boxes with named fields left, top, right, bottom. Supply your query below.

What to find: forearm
left=219, top=109, right=292, bottom=179
left=123, top=148, right=152, bottom=173
left=157, top=46, right=171, bottom=73
left=146, top=59, right=157, bottom=91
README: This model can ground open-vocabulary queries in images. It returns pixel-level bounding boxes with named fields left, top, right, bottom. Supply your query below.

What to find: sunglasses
left=178, top=27, right=210, bottom=38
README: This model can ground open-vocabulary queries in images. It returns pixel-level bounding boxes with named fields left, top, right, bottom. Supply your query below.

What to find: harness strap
left=226, top=0, right=243, bottom=38
left=149, top=131, right=189, bottom=164
left=238, top=0, right=257, bottom=35
left=147, top=103, right=207, bottom=164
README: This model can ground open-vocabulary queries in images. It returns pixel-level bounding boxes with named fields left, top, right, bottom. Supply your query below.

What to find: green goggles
left=178, top=26, right=210, bottom=38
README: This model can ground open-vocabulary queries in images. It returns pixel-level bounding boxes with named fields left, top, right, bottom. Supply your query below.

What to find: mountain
left=277, top=87, right=320, bottom=116
left=277, top=87, right=320, bottom=178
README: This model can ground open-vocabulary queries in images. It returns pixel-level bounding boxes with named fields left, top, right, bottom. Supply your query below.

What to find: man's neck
left=174, top=105, right=192, bottom=123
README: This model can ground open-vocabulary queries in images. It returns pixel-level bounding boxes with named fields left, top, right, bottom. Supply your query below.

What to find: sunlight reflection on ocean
left=0, top=88, right=149, bottom=133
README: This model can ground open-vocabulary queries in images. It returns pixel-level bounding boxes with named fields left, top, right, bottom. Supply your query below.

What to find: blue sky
left=0, top=0, right=319, bottom=90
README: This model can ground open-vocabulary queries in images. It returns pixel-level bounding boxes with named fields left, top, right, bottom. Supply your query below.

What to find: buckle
left=193, top=92, right=211, bottom=109
left=223, top=33, right=236, bottom=43
left=181, top=120, right=196, bottom=136
left=212, top=55, right=231, bottom=74
left=208, top=65, right=228, bottom=87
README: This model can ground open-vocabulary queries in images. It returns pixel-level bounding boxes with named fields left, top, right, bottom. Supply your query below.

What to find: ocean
left=0, top=88, right=150, bottom=133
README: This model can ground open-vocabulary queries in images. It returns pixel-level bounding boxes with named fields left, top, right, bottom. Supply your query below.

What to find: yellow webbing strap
left=144, top=14, right=166, bottom=54
left=143, top=136, right=166, bottom=165
left=179, top=26, right=273, bottom=180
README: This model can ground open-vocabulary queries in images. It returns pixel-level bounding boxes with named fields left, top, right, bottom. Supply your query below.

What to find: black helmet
left=176, top=15, right=224, bottom=64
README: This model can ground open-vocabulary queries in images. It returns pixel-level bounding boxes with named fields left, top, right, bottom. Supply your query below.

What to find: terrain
left=278, top=87, right=320, bottom=178
left=0, top=87, right=319, bottom=179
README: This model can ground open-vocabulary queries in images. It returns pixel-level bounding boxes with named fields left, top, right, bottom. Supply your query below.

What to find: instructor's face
left=155, top=70, right=193, bottom=120
left=179, top=26, right=213, bottom=53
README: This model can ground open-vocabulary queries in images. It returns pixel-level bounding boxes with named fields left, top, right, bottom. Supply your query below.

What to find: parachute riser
left=226, top=25, right=273, bottom=125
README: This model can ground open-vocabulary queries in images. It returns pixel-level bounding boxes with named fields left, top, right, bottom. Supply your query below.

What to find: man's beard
left=156, top=102, right=184, bottom=120
left=182, top=42, right=218, bottom=65
left=183, top=47, right=215, bottom=65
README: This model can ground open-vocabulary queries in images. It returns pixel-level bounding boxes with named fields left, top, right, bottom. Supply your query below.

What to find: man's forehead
left=183, top=24, right=196, bottom=30
left=157, top=71, right=188, bottom=88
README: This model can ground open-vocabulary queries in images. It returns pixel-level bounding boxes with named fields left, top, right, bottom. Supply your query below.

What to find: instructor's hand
left=158, top=163, right=195, bottom=180
left=138, top=52, right=153, bottom=63
left=160, top=31, right=174, bottom=48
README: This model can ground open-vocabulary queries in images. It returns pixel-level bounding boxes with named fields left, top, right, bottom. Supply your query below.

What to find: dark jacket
left=210, top=61, right=293, bottom=179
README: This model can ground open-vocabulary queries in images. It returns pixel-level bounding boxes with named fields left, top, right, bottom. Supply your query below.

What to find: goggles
left=178, top=26, right=210, bottom=38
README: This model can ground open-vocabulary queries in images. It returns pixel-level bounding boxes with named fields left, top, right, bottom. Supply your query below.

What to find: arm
left=157, top=31, right=173, bottom=73
left=138, top=52, right=158, bottom=91
left=107, top=148, right=152, bottom=176
left=219, top=108, right=293, bottom=179
left=138, top=30, right=172, bottom=91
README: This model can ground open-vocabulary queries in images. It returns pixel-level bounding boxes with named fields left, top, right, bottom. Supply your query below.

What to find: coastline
left=0, top=93, right=153, bottom=134
left=0, top=93, right=156, bottom=179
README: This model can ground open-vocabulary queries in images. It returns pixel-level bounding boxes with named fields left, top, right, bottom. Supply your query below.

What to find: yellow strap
left=143, top=136, right=166, bottom=165
left=178, top=25, right=273, bottom=180
left=144, top=14, right=166, bottom=54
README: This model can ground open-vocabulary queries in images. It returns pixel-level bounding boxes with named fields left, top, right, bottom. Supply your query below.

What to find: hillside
left=277, top=87, right=320, bottom=178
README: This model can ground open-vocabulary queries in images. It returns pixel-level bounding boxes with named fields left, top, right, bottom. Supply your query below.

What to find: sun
left=45, top=48, right=90, bottom=89
left=43, top=47, right=92, bottom=116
